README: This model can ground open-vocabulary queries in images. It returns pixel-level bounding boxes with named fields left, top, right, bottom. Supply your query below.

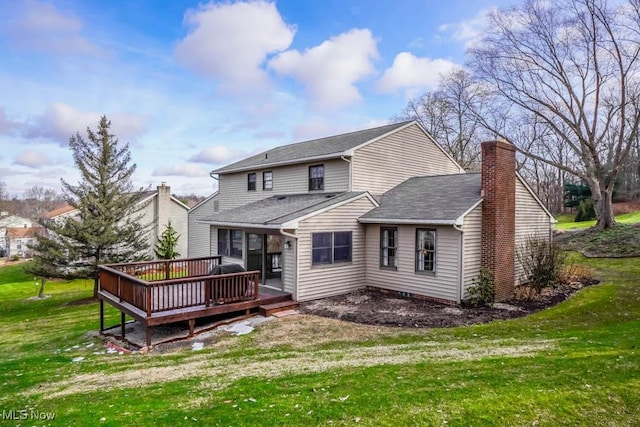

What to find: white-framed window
left=263, top=171, right=273, bottom=190
left=416, top=229, right=436, bottom=273
left=312, top=231, right=352, bottom=265
left=380, top=227, right=398, bottom=269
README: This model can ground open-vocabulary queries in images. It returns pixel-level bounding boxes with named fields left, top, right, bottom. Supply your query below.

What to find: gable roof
left=212, top=121, right=413, bottom=175
left=44, top=205, right=76, bottom=219
left=359, top=174, right=482, bottom=225
left=6, top=226, right=43, bottom=239
left=198, top=192, right=374, bottom=229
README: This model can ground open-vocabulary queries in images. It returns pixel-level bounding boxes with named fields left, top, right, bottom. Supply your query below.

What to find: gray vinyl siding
left=188, top=194, right=218, bottom=257
left=169, top=200, right=189, bottom=259
left=295, top=197, right=375, bottom=301
left=217, top=158, right=350, bottom=211
left=364, top=224, right=462, bottom=303
left=514, top=177, right=552, bottom=285
left=351, top=123, right=462, bottom=194
left=136, top=197, right=157, bottom=258
left=461, top=205, right=482, bottom=298
left=282, top=232, right=297, bottom=296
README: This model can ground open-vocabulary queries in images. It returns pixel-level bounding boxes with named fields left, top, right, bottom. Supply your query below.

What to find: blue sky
left=0, top=0, right=510, bottom=197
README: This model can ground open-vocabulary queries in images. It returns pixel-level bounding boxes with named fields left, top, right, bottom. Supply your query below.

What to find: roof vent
left=277, top=196, right=287, bottom=200
left=325, top=194, right=336, bottom=198
left=265, top=153, right=268, bottom=159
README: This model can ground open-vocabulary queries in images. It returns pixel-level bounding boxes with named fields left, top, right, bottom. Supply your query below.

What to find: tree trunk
left=595, top=189, right=616, bottom=229
left=38, top=277, right=46, bottom=298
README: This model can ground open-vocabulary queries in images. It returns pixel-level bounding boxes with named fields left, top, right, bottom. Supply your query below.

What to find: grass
left=1, top=258, right=639, bottom=426
left=554, top=210, right=640, bottom=230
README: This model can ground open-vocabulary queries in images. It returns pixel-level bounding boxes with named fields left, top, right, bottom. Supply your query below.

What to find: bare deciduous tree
left=393, top=69, right=491, bottom=170
left=469, top=0, right=640, bottom=229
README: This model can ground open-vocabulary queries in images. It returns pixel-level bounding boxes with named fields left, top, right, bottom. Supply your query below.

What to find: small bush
left=11, top=254, right=20, bottom=262
left=575, top=198, right=596, bottom=222
left=517, top=235, right=566, bottom=296
left=466, top=268, right=495, bottom=306
left=558, top=264, right=595, bottom=285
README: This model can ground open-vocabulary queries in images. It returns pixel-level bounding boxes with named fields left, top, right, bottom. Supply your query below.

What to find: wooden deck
left=97, top=256, right=295, bottom=347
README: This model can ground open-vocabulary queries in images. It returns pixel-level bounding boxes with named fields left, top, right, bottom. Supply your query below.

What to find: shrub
left=11, top=254, right=20, bottom=262
left=466, top=268, right=495, bottom=306
left=575, top=198, right=596, bottom=222
left=558, top=264, right=595, bottom=285
left=517, top=235, right=566, bottom=295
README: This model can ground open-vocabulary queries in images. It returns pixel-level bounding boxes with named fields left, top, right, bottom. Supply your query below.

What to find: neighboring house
left=192, top=121, right=554, bottom=304
left=47, top=183, right=190, bottom=259
left=5, top=226, right=42, bottom=258
left=0, top=214, right=33, bottom=257
left=187, top=192, right=218, bottom=258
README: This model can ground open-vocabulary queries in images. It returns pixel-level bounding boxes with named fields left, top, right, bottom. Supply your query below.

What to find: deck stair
left=259, top=299, right=299, bottom=316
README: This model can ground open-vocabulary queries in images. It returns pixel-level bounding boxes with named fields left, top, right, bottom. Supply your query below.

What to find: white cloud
left=152, top=163, right=209, bottom=178
left=376, top=52, right=459, bottom=97
left=269, top=28, right=379, bottom=110
left=439, top=8, right=495, bottom=49
left=175, top=1, right=295, bottom=92
left=26, top=103, right=148, bottom=145
left=14, top=149, right=52, bottom=168
left=189, top=146, right=249, bottom=164
left=0, top=108, right=22, bottom=134
left=4, top=0, right=102, bottom=55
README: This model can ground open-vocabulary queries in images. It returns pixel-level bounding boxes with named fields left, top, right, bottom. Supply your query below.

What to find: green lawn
left=1, top=258, right=638, bottom=426
left=554, top=210, right=640, bottom=230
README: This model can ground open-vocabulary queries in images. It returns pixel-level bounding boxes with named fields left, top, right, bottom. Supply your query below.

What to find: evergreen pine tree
left=154, top=220, right=181, bottom=260
left=33, top=116, right=151, bottom=295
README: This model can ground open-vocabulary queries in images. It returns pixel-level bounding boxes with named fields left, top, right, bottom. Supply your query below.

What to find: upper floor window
left=311, top=231, right=352, bottom=265
left=247, top=173, right=257, bottom=191
left=416, top=229, right=436, bottom=273
left=263, top=171, right=273, bottom=190
left=309, top=165, right=324, bottom=191
left=380, top=227, right=398, bottom=269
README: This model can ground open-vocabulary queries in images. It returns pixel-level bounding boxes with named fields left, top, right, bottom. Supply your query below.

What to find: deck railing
left=99, top=256, right=260, bottom=317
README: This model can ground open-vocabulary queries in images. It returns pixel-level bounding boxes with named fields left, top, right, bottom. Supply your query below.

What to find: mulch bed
left=299, top=278, right=599, bottom=328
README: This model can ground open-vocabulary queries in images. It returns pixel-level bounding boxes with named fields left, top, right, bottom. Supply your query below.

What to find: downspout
left=453, top=224, right=464, bottom=304
left=341, top=155, right=352, bottom=191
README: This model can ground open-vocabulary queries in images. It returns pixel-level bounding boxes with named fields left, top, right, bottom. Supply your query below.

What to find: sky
left=0, top=0, right=512, bottom=198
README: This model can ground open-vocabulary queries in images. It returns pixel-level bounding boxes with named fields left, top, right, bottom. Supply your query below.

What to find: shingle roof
left=200, top=192, right=370, bottom=227
left=6, top=227, right=43, bottom=239
left=212, top=121, right=412, bottom=174
left=359, top=174, right=482, bottom=224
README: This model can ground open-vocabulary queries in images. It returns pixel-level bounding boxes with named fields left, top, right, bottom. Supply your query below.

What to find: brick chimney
left=481, top=140, right=516, bottom=301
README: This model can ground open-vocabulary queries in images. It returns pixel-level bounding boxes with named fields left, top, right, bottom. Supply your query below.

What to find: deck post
left=120, top=311, right=126, bottom=339
left=99, top=299, right=104, bottom=333
left=146, top=327, right=152, bottom=347
left=188, top=319, right=195, bottom=337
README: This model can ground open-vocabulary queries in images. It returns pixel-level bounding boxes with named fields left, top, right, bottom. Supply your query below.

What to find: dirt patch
left=299, top=281, right=597, bottom=328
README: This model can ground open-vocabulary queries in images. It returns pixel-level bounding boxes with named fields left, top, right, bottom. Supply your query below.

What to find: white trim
left=170, top=195, right=191, bottom=211
left=280, top=192, right=379, bottom=229
left=515, top=173, right=557, bottom=223
left=189, top=192, right=218, bottom=212
left=212, top=153, right=348, bottom=175
left=136, top=193, right=156, bottom=206
left=454, top=199, right=484, bottom=226
left=195, top=219, right=283, bottom=229
left=358, top=218, right=457, bottom=225
left=345, top=121, right=415, bottom=155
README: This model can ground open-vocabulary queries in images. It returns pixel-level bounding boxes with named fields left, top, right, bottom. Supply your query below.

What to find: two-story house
left=190, top=121, right=554, bottom=304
